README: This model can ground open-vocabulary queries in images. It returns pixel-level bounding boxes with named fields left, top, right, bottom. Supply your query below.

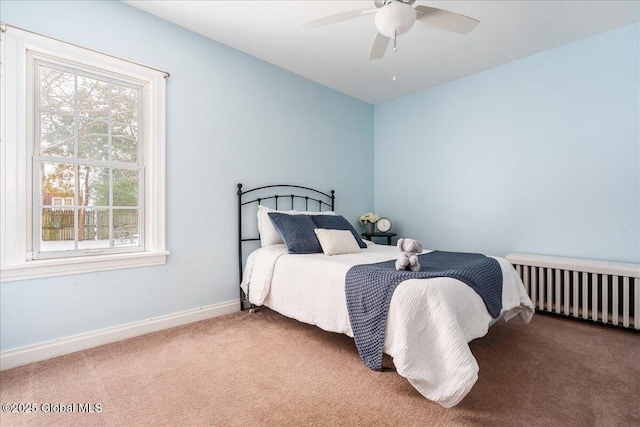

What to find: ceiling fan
left=301, top=0, right=479, bottom=60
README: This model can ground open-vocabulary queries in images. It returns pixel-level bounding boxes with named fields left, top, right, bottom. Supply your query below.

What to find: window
left=1, top=25, right=168, bottom=281
left=35, top=60, right=144, bottom=258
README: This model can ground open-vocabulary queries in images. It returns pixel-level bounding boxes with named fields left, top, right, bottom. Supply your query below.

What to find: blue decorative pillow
left=311, top=215, right=367, bottom=248
left=268, top=213, right=322, bottom=254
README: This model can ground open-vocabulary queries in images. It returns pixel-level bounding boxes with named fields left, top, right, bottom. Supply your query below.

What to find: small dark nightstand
left=361, top=232, right=397, bottom=246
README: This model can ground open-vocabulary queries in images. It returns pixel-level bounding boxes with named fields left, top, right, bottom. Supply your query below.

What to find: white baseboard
left=0, top=299, right=240, bottom=371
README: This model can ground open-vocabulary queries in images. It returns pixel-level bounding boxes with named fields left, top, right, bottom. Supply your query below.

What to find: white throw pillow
left=314, top=228, right=361, bottom=256
left=257, top=205, right=334, bottom=247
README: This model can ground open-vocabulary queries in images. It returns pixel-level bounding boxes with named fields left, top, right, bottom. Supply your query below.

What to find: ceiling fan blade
left=369, top=32, right=390, bottom=60
left=300, top=8, right=378, bottom=29
left=414, top=5, right=479, bottom=35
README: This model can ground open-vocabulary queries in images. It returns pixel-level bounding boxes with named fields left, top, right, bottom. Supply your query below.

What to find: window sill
left=0, top=251, right=169, bottom=282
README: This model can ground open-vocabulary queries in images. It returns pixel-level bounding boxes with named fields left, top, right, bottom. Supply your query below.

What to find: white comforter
left=241, top=242, right=534, bottom=408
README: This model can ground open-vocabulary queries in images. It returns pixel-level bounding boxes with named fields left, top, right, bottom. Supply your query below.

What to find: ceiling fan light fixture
left=375, top=1, right=417, bottom=38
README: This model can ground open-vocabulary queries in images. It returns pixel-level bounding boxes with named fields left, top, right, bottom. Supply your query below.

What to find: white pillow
left=257, top=205, right=334, bottom=247
left=314, top=228, right=361, bottom=256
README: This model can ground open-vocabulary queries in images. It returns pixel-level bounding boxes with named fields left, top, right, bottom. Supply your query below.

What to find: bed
left=237, top=183, right=535, bottom=408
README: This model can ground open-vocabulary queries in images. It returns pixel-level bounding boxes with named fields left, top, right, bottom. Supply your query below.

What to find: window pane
left=113, top=169, right=139, bottom=207
left=41, top=162, right=75, bottom=206
left=78, top=75, right=110, bottom=119
left=112, top=85, right=138, bottom=125
left=112, top=124, right=138, bottom=163
left=78, top=118, right=109, bottom=161
left=78, top=207, right=110, bottom=249
left=79, top=165, right=109, bottom=206
left=40, top=113, right=75, bottom=157
left=40, top=208, right=75, bottom=252
left=40, top=66, right=74, bottom=113
left=113, top=209, right=138, bottom=247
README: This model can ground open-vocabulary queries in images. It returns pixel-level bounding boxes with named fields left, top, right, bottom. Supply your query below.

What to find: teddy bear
left=395, top=238, right=424, bottom=272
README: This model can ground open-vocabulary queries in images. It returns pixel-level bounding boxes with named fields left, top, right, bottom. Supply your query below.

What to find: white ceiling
left=124, top=1, right=640, bottom=105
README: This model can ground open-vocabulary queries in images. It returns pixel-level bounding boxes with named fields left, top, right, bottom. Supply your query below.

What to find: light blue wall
left=0, top=1, right=374, bottom=351
left=375, top=23, right=639, bottom=264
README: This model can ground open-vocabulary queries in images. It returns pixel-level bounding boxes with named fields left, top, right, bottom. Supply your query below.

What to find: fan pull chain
left=393, top=30, right=397, bottom=81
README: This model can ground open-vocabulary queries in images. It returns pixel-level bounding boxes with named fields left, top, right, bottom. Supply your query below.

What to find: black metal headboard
left=237, top=183, right=335, bottom=310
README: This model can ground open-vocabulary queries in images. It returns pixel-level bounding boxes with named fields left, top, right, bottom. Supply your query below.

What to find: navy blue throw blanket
left=345, top=251, right=503, bottom=371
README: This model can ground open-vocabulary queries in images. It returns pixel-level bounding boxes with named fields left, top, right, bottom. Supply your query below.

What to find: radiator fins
left=507, top=254, right=639, bottom=330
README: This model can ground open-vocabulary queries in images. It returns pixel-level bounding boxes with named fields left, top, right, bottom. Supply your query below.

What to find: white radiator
left=506, top=253, right=640, bottom=329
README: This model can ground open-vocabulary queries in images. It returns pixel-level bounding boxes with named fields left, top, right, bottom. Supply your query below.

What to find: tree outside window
left=36, top=63, right=142, bottom=255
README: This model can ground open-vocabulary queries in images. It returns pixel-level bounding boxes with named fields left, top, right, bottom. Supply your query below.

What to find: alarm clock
left=376, top=217, right=392, bottom=233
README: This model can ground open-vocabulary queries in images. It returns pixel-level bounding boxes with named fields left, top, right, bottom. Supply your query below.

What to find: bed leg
left=249, top=304, right=256, bottom=314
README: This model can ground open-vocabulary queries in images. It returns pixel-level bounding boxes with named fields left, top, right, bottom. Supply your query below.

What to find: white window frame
left=1, top=25, right=168, bottom=281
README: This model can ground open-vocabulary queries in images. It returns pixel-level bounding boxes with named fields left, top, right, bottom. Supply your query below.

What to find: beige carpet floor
left=1, top=309, right=638, bottom=426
